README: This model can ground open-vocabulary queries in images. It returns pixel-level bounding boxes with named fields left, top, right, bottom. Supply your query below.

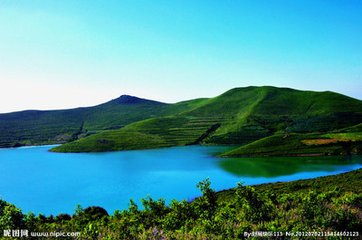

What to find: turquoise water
left=0, top=145, right=361, bottom=215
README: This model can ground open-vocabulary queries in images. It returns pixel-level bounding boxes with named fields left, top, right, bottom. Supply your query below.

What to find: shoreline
left=2, top=167, right=360, bottom=217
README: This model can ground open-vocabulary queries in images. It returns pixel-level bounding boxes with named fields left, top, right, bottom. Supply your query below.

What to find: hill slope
left=221, top=130, right=362, bottom=157
left=52, top=86, right=362, bottom=153
left=0, top=95, right=171, bottom=147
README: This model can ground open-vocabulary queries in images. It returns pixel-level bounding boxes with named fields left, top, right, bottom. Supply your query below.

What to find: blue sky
left=0, top=0, right=361, bottom=112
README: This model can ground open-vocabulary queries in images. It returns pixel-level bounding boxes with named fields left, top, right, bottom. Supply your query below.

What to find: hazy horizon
left=0, top=85, right=361, bottom=114
left=1, top=0, right=361, bottom=113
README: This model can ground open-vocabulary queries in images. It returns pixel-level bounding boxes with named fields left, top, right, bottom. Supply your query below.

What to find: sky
left=0, top=0, right=361, bottom=113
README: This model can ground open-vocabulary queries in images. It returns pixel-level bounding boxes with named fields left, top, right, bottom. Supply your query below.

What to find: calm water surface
left=0, top=145, right=361, bottom=215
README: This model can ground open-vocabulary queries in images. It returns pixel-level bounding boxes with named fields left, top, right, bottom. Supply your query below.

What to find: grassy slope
left=53, top=86, right=362, bottom=153
left=52, top=116, right=222, bottom=152
left=0, top=95, right=171, bottom=147
left=52, top=87, right=268, bottom=152
left=222, top=123, right=362, bottom=157
left=0, top=109, right=86, bottom=147
left=81, top=96, right=170, bottom=131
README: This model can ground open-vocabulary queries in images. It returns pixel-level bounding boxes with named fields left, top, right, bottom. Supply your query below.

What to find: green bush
left=1, top=169, right=361, bottom=239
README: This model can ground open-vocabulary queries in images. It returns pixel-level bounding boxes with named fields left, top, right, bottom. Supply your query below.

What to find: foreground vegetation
left=1, top=169, right=361, bottom=239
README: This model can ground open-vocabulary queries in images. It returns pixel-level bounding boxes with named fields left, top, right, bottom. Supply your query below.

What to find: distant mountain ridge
left=0, top=94, right=170, bottom=147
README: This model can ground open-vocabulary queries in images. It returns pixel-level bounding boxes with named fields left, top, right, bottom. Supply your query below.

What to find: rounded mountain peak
left=110, top=95, right=166, bottom=105
left=116, top=95, right=143, bottom=104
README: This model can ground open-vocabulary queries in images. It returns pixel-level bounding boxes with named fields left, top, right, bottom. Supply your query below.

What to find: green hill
left=52, top=86, right=362, bottom=153
left=0, top=95, right=171, bottom=147
left=221, top=130, right=362, bottom=157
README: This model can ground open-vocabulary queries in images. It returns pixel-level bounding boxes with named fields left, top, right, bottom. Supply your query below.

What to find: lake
left=0, top=145, right=361, bottom=215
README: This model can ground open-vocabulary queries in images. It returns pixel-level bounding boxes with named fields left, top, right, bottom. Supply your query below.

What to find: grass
left=55, top=87, right=362, bottom=152
left=52, top=116, right=224, bottom=152
left=0, top=95, right=171, bottom=148
left=323, top=132, right=362, bottom=142
left=1, top=86, right=361, bottom=153
left=336, top=123, right=362, bottom=132
left=222, top=132, right=362, bottom=157
left=52, top=130, right=169, bottom=152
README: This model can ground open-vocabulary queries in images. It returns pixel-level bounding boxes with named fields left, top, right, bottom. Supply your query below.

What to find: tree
left=0, top=201, right=24, bottom=229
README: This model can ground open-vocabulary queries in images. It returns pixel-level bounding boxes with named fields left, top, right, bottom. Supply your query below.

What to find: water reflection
left=219, top=155, right=362, bottom=178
